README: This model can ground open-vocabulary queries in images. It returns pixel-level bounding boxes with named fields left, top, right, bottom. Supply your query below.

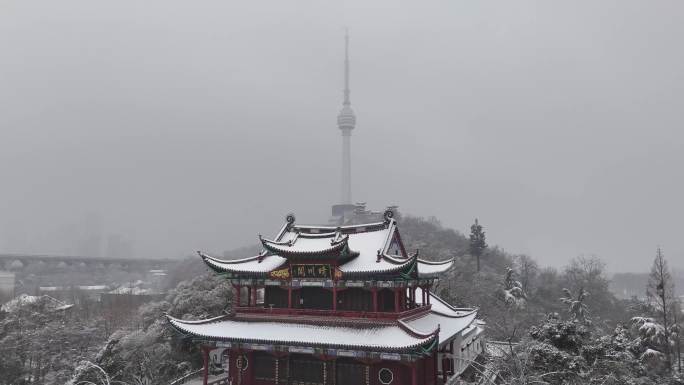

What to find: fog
left=1, top=1, right=682, bottom=272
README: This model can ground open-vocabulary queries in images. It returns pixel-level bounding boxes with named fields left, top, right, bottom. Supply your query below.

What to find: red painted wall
left=225, top=349, right=437, bottom=385
left=370, top=362, right=410, bottom=385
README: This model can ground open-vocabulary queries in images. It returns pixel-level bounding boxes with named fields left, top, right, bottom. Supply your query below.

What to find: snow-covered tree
left=68, top=273, right=232, bottom=385
left=560, top=287, right=590, bottom=324
left=631, top=316, right=668, bottom=348
left=502, top=267, right=526, bottom=309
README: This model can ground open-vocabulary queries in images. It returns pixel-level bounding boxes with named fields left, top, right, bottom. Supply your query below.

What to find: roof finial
left=285, top=213, right=296, bottom=229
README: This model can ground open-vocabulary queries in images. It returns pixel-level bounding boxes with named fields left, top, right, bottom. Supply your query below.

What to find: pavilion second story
left=198, top=210, right=454, bottom=319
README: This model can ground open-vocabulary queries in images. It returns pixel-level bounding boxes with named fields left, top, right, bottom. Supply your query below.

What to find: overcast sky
left=1, top=1, right=682, bottom=272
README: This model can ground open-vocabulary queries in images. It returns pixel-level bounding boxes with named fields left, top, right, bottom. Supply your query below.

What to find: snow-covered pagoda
left=167, top=209, right=484, bottom=385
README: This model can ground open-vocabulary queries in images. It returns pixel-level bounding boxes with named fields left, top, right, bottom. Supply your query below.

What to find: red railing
left=234, top=304, right=431, bottom=320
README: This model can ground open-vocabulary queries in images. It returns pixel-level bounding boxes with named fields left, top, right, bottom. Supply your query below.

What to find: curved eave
left=260, top=236, right=355, bottom=257
left=338, top=254, right=414, bottom=276
left=403, top=292, right=480, bottom=349
left=427, top=290, right=478, bottom=319
left=292, top=220, right=388, bottom=234
left=397, top=318, right=440, bottom=339
left=417, top=258, right=454, bottom=278
left=198, top=252, right=286, bottom=275
left=166, top=314, right=435, bottom=352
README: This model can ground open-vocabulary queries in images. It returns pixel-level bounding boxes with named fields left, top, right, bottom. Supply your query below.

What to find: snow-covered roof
left=107, top=286, right=155, bottom=295
left=200, top=253, right=287, bottom=274
left=1, top=294, right=74, bottom=313
left=406, top=288, right=479, bottom=347
left=417, top=259, right=454, bottom=277
left=405, top=311, right=477, bottom=348
left=167, top=315, right=435, bottom=352
left=199, top=214, right=454, bottom=278
left=261, top=232, right=354, bottom=257
left=168, top=291, right=478, bottom=352
left=78, top=285, right=108, bottom=291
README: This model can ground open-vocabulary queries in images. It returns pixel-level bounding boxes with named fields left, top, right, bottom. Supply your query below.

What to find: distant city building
left=0, top=271, right=14, bottom=303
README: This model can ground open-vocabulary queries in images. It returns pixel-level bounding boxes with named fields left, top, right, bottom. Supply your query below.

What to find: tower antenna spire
left=337, top=29, right=357, bottom=205
left=344, top=28, right=351, bottom=106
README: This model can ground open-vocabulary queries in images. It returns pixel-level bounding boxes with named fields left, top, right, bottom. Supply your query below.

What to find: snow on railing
left=168, top=369, right=202, bottom=385
left=207, top=376, right=230, bottom=385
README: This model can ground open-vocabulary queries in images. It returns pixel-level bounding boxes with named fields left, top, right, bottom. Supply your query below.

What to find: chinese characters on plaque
left=291, top=264, right=332, bottom=279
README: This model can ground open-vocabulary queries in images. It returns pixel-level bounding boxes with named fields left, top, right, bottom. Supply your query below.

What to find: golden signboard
left=291, top=264, right=332, bottom=279
left=268, top=267, right=291, bottom=280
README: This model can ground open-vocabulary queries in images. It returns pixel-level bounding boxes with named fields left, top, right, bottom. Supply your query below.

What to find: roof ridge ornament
left=285, top=213, right=296, bottom=227
left=332, top=227, right=343, bottom=245
left=257, top=235, right=265, bottom=262
left=383, top=208, right=394, bottom=224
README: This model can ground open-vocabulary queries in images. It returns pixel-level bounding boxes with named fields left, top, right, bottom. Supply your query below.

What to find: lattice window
left=254, top=353, right=275, bottom=381
left=336, top=361, right=364, bottom=385
left=290, top=357, right=324, bottom=384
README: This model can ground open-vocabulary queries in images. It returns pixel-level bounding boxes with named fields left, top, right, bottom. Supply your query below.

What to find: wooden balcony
left=233, top=303, right=431, bottom=320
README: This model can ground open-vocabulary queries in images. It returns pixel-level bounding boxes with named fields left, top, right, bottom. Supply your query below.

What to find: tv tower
left=337, top=30, right=356, bottom=205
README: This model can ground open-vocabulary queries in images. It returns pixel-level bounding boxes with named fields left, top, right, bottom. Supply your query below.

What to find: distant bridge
left=0, top=253, right=183, bottom=300
left=0, top=253, right=180, bottom=273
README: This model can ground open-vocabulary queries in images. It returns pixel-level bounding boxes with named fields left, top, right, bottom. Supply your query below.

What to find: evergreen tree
left=469, top=218, right=487, bottom=272
left=646, top=247, right=676, bottom=371
left=671, top=299, right=682, bottom=373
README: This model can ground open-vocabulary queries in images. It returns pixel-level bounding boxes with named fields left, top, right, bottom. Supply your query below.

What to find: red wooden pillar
left=406, top=287, right=410, bottom=308
left=433, top=349, right=438, bottom=385
left=394, top=288, right=400, bottom=313
left=228, top=349, right=236, bottom=384
left=247, top=351, right=254, bottom=385
left=247, top=286, right=252, bottom=307
left=372, top=288, right=378, bottom=313
left=427, top=286, right=431, bottom=305
left=332, top=286, right=337, bottom=311
left=399, top=289, right=404, bottom=311
left=424, top=355, right=429, bottom=385
left=235, top=285, right=242, bottom=307
left=250, top=287, right=254, bottom=307
left=251, top=287, right=257, bottom=307
left=288, top=286, right=292, bottom=309
left=421, top=286, right=426, bottom=306
left=202, top=346, right=209, bottom=385
left=407, top=287, right=412, bottom=308
left=411, top=361, right=418, bottom=385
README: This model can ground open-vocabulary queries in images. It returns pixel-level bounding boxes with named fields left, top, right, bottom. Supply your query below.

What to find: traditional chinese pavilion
left=167, top=210, right=484, bottom=385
